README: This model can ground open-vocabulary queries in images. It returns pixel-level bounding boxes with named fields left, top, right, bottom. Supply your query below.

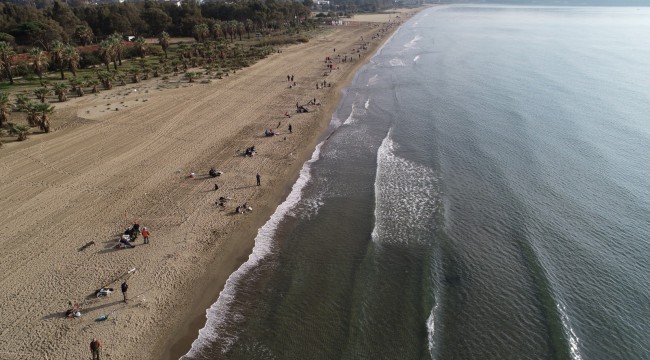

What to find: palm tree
left=135, top=37, right=148, bottom=59
left=185, top=71, right=200, bottom=83
left=0, top=92, right=10, bottom=127
left=97, top=70, right=113, bottom=90
left=53, top=82, right=68, bottom=102
left=99, top=40, right=113, bottom=71
left=29, top=48, right=49, bottom=86
left=24, top=101, right=39, bottom=127
left=130, top=67, right=141, bottom=83
left=34, top=87, right=52, bottom=103
left=109, top=33, right=124, bottom=67
left=114, top=70, right=126, bottom=86
left=236, top=22, right=245, bottom=41
left=193, top=23, right=210, bottom=43
left=14, top=94, right=29, bottom=111
left=158, top=31, right=170, bottom=59
left=10, top=123, right=29, bottom=141
left=75, top=25, right=94, bottom=46
left=34, top=102, right=54, bottom=133
left=211, top=22, right=223, bottom=41
left=89, top=79, right=100, bottom=93
left=245, top=19, right=255, bottom=39
left=64, top=45, right=80, bottom=77
left=0, top=41, right=15, bottom=84
left=71, top=78, right=85, bottom=97
left=50, top=40, right=67, bottom=80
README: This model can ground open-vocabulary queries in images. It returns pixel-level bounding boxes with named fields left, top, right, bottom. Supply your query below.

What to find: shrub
left=80, top=51, right=101, bottom=68
left=148, top=45, right=164, bottom=57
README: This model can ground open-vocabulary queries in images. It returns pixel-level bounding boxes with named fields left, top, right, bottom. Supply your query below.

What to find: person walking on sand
left=288, top=124, right=292, bottom=133
left=256, top=173, right=261, bottom=186
left=121, top=281, right=128, bottom=303
left=142, top=227, right=150, bottom=244
left=90, top=338, right=101, bottom=360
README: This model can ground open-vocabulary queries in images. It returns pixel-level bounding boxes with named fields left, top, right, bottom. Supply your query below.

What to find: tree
left=0, top=92, right=10, bottom=127
left=99, top=40, right=113, bottom=71
left=109, top=33, right=124, bottom=68
left=130, top=67, right=141, bottom=83
left=89, top=78, right=100, bottom=93
left=134, top=36, right=147, bottom=58
left=211, top=21, right=223, bottom=41
left=245, top=19, right=254, bottom=39
left=74, top=25, right=94, bottom=46
left=185, top=71, right=200, bottom=83
left=24, top=101, right=39, bottom=127
left=50, top=40, right=67, bottom=80
left=71, top=77, right=84, bottom=96
left=34, top=102, right=54, bottom=133
left=0, top=41, right=15, bottom=84
left=193, top=23, right=209, bottom=43
left=141, top=8, right=171, bottom=36
left=10, top=123, right=30, bottom=141
left=30, top=48, right=49, bottom=86
left=158, top=31, right=170, bottom=59
left=34, top=87, right=52, bottom=103
left=53, top=82, right=68, bottom=102
left=64, top=45, right=80, bottom=77
left=97, top=70, right=113, bottom=90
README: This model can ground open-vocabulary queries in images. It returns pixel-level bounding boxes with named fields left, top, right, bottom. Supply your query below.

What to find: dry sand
left=0, top=9, right=420, bottom=360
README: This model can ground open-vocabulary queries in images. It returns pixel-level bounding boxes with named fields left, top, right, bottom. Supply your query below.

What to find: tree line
left=0, top=0, right=312, bottom=49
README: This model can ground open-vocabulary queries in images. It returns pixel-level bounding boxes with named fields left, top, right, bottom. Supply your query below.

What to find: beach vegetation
left=53, top=82, right=68, bottom=102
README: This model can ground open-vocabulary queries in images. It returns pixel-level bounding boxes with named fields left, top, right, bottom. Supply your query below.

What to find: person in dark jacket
left=121, top=281, right=128, bottom=303
left=90, top=338, right=101, bottom=360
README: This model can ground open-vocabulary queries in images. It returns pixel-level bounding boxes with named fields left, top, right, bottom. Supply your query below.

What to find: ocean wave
left=414, top=55, right=420, bottom=63
left=181, top=142, right=324, bottom=359
left=404, top=34, right=423, bottom=49
left=558, top=301, right=583, bottom=360
left=367, top=74, right=379, bottom=87
left=365, top=98, right=370, bottom=110
left=371, top=129, right=438, bottom=244
left=389, top=58, right=405, bottom=67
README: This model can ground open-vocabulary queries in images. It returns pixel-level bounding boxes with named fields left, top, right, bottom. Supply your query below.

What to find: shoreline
left=159, top=11, right=422, bottom=360
left=0, top=9, right=422, bottom=360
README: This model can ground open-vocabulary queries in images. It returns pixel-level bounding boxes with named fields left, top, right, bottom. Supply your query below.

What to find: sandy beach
left=0, top=9, right=419, bottom=359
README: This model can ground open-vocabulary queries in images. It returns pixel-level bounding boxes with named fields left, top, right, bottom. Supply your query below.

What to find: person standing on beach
left=288, top=124, right=292, bottom=133
left=141, top=227, right=150, bottom=244
left=121, top=281, right=128, bottom=303
left=256, top=173, right=261, bottom=186
left=287, top=75, right=290, bottom=81
left=90, top=338, right=101, bottom=360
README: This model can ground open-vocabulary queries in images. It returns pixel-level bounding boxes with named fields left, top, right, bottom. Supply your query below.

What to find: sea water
left=183, top=5, right=650, bottom=359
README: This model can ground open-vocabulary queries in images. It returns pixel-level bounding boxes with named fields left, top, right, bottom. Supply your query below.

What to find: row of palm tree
left=1, top=91, right=53, bottom=140
left=192, top=19, right=257, bottom=44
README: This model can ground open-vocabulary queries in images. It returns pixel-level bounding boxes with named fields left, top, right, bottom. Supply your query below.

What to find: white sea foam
left=414, top=55, right=420, bottom=63
left=557, top=301, right=584, bottom=360
left=365, top=98, right=370, bottom=110
left=389, top=58, right=405, bottom=67
left=182, top=142, right=324, bottom=359
left=367, top=74, right=379, bottom=87
left=427, top=298, right=439, bottom=358
left=371, top=130, right=438, bottom=244
left=343, top=103, right=357, bottom=125
left=404, top=34, right=423, bottom=49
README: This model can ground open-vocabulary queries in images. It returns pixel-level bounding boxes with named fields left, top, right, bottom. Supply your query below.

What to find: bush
left=123, top=46, right=139, bottom=60
left=148, top=45, right=164, bottom=57
left=80, top=51, right=101, bottom=68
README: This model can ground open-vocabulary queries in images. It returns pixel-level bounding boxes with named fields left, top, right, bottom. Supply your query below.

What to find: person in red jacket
left=141, top=227, right=150, bottom=244
left=90, top=338, right=101, bottom=360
